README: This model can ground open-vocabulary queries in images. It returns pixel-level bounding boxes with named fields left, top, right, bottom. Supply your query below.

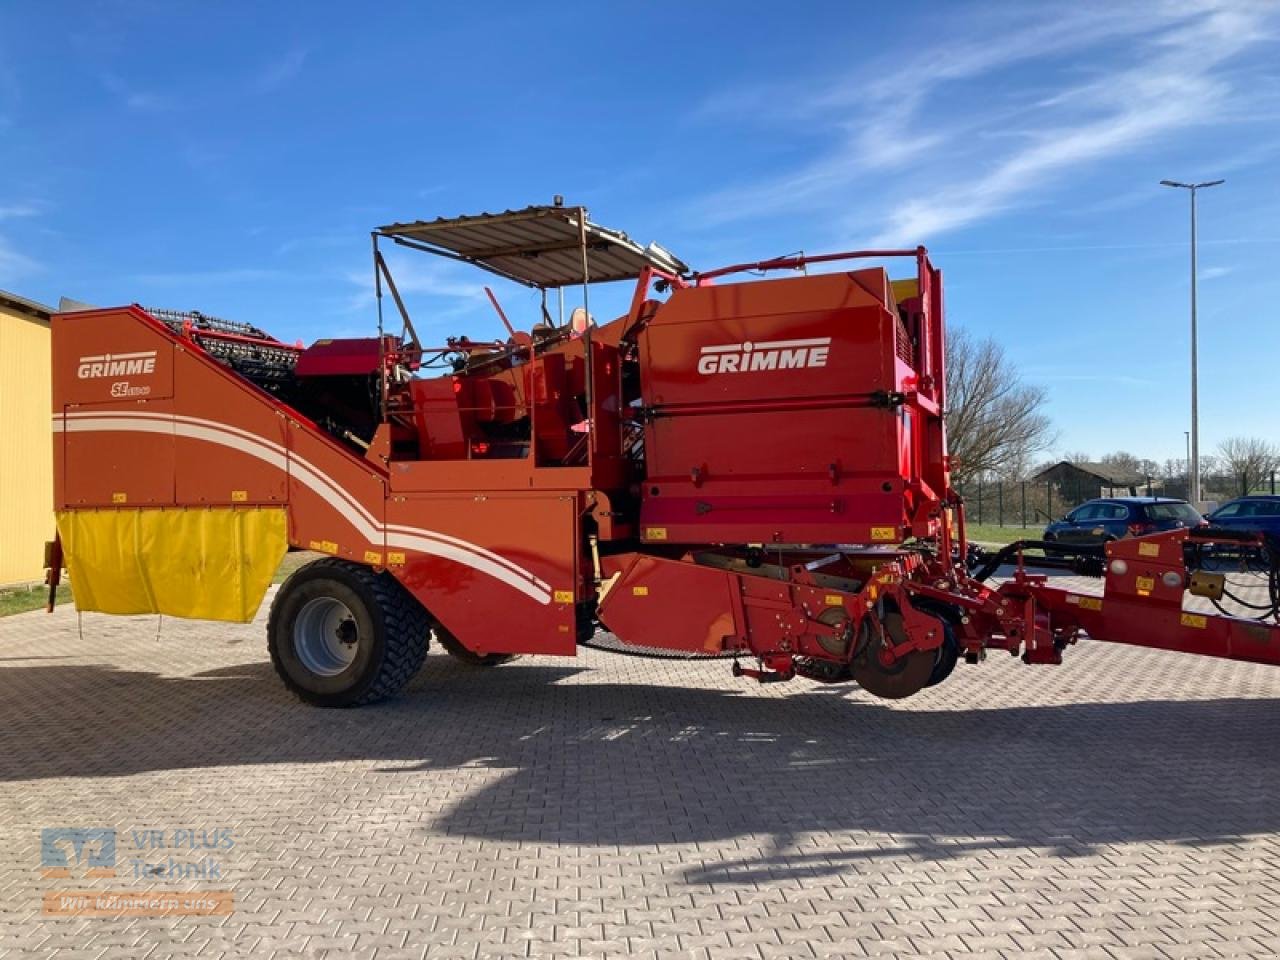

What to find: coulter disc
left=850, top=610, right=937, bottom=700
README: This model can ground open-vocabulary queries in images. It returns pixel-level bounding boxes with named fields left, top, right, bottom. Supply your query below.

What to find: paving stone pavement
left=1, top=575, right=1278, bottom=960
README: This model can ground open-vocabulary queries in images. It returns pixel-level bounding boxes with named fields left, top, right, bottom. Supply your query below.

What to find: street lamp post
left=1185, top=430, right=1191, bottom=498
left=1160, top=178, right=1223, bottom=507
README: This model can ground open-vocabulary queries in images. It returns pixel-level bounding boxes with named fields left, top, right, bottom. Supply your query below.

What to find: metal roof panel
left=377, top=205, right=688, bottom=288
left=0, top=289, right=53, bottom=321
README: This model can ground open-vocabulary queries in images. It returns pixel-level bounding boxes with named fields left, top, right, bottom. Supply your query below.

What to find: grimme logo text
left=77, top=351, right=157, bottom=379
left=696, top=337, right=831, bottom=375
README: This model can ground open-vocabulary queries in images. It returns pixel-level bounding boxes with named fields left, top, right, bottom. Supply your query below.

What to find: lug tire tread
left=268, top=557, right=430, bottom=707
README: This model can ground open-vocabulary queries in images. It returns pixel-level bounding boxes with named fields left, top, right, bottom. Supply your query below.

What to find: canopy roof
left=377, top=204, right=689, bottom=289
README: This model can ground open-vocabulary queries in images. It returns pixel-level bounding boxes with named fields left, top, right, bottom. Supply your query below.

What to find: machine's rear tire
left=435, top=627, right=518, bottom=667
left=268, top=557, right=430, bottom=707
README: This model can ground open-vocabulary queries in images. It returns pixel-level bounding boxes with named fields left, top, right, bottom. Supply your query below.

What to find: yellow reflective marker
left=111, top=492, right=127, bottom=504
left=643, top=527, right=668, bottom=541
left=387, top=551, right=406, bottom=565
left=1181, top=613, right=1207, bottom=629
left=824, top=594, right=843, bottom=606
left=871, top=526, right=896, bottom=541
left=231, top=490, right=248, bottom=503
left=309, top=539, right=338, bottom=555
left=632, top=585, right=649, bottom=596
left=363, top=550, right=383, bottom=565
left=1136, top=576, right=1155, bottom=596
left=1073, top=595, right=1103, bottom=611
left=554, top=590, right=574, bottom=604
left=1138, top=542, right=1160, bottom=557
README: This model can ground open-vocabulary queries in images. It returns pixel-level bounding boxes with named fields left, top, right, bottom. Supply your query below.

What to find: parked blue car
left=1042, top=496, right=1205, bottom=551
left=1206, top=495, right=1280, bottom=538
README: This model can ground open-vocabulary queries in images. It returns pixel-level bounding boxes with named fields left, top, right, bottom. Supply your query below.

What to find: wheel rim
left=293, top=597, right=359, bottom=677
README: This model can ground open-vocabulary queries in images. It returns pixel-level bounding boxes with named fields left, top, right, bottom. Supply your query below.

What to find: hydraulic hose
left=970, top=540, right=1103, bottom=583
left=1187, top=528, right=1280, bottom=621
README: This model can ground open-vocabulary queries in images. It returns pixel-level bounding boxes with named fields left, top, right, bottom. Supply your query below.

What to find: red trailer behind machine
left=47, top=203, right=1280, bottom=706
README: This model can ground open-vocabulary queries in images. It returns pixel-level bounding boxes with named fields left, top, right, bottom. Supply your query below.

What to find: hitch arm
left=1016, top=528, right=1280, bottom=668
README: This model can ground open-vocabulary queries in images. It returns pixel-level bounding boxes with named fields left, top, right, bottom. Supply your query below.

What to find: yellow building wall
left=0, top=308, right=53, bottom=585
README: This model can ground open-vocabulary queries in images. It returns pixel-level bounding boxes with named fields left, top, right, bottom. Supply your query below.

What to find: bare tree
left=1157, top=458, right=1189, bottom=498
left=944, top=327, right=1054, bottom=484
left=1099, top=451, right=1143, bottom=476
left=1099, top=451, right=1160, bottom=479
left=1216, top=436, right=1280, bottom=496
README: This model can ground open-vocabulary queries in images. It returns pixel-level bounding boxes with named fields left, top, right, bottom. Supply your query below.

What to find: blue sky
left=2, top=1, right=1278, bottom=463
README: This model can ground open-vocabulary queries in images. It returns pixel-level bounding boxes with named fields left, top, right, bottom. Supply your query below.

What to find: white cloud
left=1201, top=265, right=1233, bottom=280
left=101, top=72, right=177, bottom=112
left=1029, top=372, right=1158, bottom=387
left=129, top=268, right=281, bottom=285
left=0, top=203, right=39, bottom=220
left=253, top=48, right=308, bottom=94
left=0, top=236, right=40, bottom=285
left=690, top=2, right=1278, bottom=245
left=0, top=200, right=44, bottom=284
left=342, top=253, right=492, bottom=318
left=0, top=59, right=19, bottom=128
left=275, top=232, right=353, bottom=256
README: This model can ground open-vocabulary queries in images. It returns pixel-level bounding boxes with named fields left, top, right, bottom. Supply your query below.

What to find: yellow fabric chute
left=56, top=507, right=288, bottom=623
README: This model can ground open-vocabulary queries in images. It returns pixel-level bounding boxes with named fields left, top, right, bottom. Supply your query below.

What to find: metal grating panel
left=146, top=308, right=300, bottom=383
left=895, top=317, right=915, bottom=368
left=378, top=205, right=688, bottom=289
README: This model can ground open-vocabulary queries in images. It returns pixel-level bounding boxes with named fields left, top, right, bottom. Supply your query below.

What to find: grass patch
left=0, top=551, right=323, bottom=619
left=0, top=583, right=72, bottom=618
left=272, top=550, right=320, bottom=584
left=964, top=523, right=1039, bottom=546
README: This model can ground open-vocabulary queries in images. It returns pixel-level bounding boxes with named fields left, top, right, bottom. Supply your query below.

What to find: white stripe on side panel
left=62, top=411, right=551, bottom=593
left=55, top=414, right=552, bottom=604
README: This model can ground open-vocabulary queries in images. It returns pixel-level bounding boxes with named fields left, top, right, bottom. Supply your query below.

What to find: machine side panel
left=284, top=416, right=387, bottom=565
left=52, top=310, right=175, bottom=407
left=171, top=347, right=290, bottom=506
left=641, top=271, right=895, bottom=405
left=597, top=553, right=745, bottom=654
left=61, top=398, right=177, bottom=508
left=640, top=406, right=905, bottom=543
left=54, top=309, right=178, bottom=508
left=638, top=271, right=917, bottom=543
left=387, top=492, right=579, bottom=656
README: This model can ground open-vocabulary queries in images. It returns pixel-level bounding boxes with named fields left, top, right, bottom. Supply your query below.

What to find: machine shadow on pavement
left=1, top=649, right=1276, bottom=885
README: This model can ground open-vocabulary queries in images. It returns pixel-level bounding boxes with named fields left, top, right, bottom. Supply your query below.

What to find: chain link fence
left=956, top=470, right=1279, bottom=529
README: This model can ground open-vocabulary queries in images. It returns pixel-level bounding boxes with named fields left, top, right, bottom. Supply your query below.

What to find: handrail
left=694, top=247, right=926, bottom=284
